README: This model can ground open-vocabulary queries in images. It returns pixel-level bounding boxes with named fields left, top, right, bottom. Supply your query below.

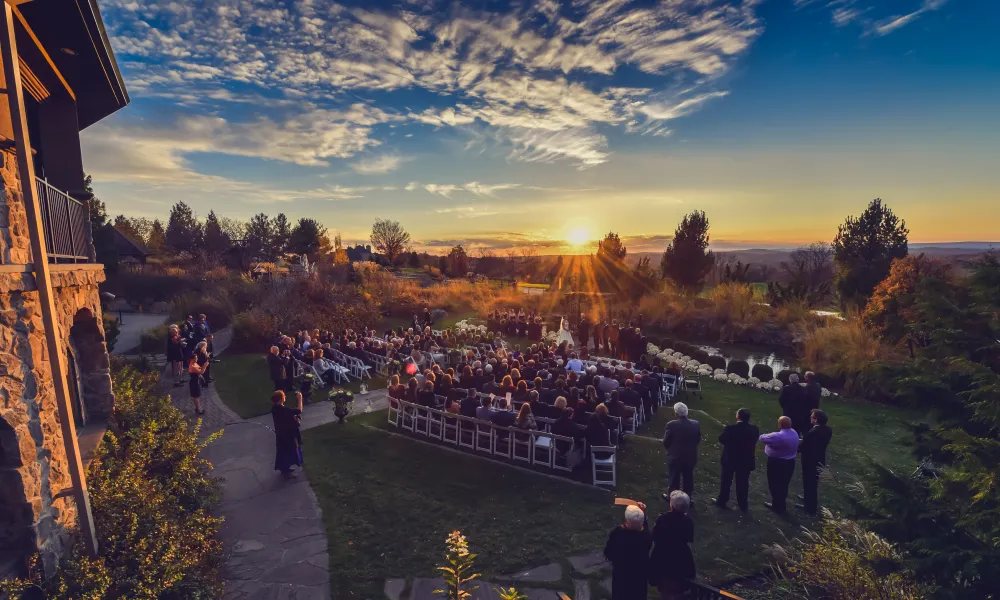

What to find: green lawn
left=213, top=353, right=386, bottom=418
left=292, top=379, right=925, bottom=598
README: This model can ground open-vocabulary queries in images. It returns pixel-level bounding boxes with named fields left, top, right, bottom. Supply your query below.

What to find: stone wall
left=0, top=142, right=112, bottom=577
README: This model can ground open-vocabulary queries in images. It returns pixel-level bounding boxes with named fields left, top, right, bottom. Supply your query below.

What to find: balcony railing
left=35, top=177, right=90, bottom=263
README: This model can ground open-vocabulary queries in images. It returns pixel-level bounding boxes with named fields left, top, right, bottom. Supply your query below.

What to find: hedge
left=705, top=355, right=727, bottom=371
left=727, top=359, right=750, bottom=378
left=751, top=364, right=775, bottom=382
left=776, top=369, right=803, bottom=385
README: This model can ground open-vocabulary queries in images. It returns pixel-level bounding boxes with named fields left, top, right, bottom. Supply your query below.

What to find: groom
left=578, top=313, right=591, bottom=351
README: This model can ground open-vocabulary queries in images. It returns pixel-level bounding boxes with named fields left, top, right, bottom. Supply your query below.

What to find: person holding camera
left=604, top=502, right=650, bottom=600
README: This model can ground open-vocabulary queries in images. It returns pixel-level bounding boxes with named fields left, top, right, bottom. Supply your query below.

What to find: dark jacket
left=800, top=424, right=833, bottom=467
left=491, top=409, right=516, bottom=428
left=648, top=511, right=695, bottom=588
left=460, top=396, right=480, bottom=418
left=779, top=384, right=810, bottom=432
left=267, top=353, right=287, bottom=382
left=663, top=417, right=701, bottom=468
left=805, top=381, right=823, bottom=411
left=603, top=524, right=651, bottom=600
left=718, top=421, right=760, bottom=472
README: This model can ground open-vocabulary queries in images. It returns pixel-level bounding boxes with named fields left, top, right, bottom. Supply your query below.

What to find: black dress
left=189, top=366, right=202, bottom=398
left=167, top=336, right=184, bottom=362
left=271, top=404, right=303, bottom=473
left=604, top=524, right=652, bottom=600
left=648, top=511, right=695, bottom=593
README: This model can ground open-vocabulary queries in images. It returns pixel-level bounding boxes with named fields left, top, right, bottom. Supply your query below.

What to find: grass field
left=289, top=379, right=926, bottom=598
left=213, top=353, right=386, bottom=418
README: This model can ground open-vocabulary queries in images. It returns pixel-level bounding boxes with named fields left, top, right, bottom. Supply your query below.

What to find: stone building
left=0, top=0, right=128, bottom=579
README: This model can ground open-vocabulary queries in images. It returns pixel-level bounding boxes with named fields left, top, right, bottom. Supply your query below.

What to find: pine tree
left=271, top=213, right=291, bottom=259
left=660, top=210, right=715, bottom=292
left=202, top=210, right=230, bottom=257
left=288, top=218, right=327, bottom=261
left=165, top=201, right=202, bottom=254
left=833, top=198, right=909, bottom=308
left=245, top=213, right=273, bottom=261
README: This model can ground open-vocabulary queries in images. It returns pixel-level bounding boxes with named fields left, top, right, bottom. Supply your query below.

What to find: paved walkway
left=167, top=327, right=334, bottom=599
left=110, top=312, right=170, bottom=355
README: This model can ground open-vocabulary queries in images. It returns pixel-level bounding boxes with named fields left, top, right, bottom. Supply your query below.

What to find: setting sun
left=567, top=227, right=590, bottom=246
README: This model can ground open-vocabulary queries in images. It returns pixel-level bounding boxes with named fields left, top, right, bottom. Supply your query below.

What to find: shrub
left=137, top=324, right=171, bottom=354
left=231, top=308, right=279, bottom=353
left=812, top=371, right=844, bottom=390
left=768, top=509, right=927, bottom=599
left=801, top=319, right=883, bottom=391
left=776, top=369, right=802, bottom=385
left=2, top=366, right=224, bottom=598
left=430, top=308, right=448, bottom=323
left=660, top=337, right=675, bottom=350
left=751, top=364, right=774, bottom=382
left=692, top=349, right=710, bottom=364
left=705, top=355, right=726, bottom=371
left=674, top=341, right=696, bottom=356
left=102, top=314, right=120, bottom=353
left=726, top=359, right=750, bottom=378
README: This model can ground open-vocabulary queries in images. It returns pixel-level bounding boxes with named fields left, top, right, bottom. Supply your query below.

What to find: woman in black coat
left=604, top=503, right=651, bottom=600
left=648, top=491, right=696, bottom=599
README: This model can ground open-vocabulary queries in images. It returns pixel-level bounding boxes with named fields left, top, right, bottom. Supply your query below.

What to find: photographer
left=603, top=502, right=651, bottom=600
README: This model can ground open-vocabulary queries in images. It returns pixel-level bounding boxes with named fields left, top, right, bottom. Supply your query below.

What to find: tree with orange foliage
left=863, top=253, right=951, bottom=347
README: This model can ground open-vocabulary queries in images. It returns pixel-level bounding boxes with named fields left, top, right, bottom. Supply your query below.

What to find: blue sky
left=83, top=0, right=1000, bottom=252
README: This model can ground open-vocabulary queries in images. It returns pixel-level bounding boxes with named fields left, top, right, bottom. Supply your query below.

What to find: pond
left=693, top=340, right=798, bottom=373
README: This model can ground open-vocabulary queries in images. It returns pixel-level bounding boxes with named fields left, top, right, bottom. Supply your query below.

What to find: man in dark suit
left=662, top=402, right=701, bottom=496
left=460, top=388, right=480, bottom=418
left=713, top=408, right=760, bottom=512
left=803, top=371, right=823, bottom=413
left=779, top=373, right=810, bottom=436
left=578, top=313, right=590, bottom=351
left=491, top=398, right=516, bottom=427
left=797, top=409, right=833, bottom=515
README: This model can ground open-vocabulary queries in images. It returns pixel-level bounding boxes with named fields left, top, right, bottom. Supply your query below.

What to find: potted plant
left=329, top=388, right=354, bottom=424
left=295, top=372, right=319, bottom=404
left=388, top=359, right=402, bottom=376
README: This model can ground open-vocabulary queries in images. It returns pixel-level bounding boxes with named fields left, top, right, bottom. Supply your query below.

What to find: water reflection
left=695, top=342, right=796, bottom=373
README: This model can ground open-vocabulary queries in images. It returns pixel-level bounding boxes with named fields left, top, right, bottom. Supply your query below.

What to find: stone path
left=110, top=312, right=169, bottom=355
left=166, top=326, right=334, bottom=599
left=383, top=551, right=611, bottom=600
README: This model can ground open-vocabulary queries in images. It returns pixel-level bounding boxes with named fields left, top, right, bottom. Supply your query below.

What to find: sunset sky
left=83, top=0, right=1000, bottom=253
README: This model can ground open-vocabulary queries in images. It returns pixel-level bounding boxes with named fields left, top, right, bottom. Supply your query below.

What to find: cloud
left=869, top=0, right=948, bottom=37
left=416, top=181, right=521, bottom=198
left=433, top=206, right=499, bottom=218
left=351, top=154, right=407, bottom=175
left=101, top=0, right=763, bottom=170
left=798, top=0, right=948, bottom=36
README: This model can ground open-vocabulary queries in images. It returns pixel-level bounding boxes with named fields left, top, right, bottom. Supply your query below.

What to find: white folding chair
left=475, top=421, right=494, bottom=454
left=427, top=409, right=443, bottom=440
left=414, top=405, right=430, bottom=436
left=443, top=414, right=459, bottom=444
left=512, top=430, right=533, bottom=464
left=388, top=395, right=401, bottom=427
left=533, top=433, right=554, bottom=468
left=663, top=374, right=678, bottom=399
left=553, top=438, right=581, bottom=472
left=493, top=426, right=513, bottom=458
left=591, top=446, right=617, bottom=487
left=683, top=375, right=702, bottom=397
left=458, top=417, right=476, bottom=449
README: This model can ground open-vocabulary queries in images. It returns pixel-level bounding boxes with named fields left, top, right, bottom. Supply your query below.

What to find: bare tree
left=519, top=247, right=540, bottom=279
left=370, top=219, right=411, bottom=266
left=782, top=242, right=834, bottom=288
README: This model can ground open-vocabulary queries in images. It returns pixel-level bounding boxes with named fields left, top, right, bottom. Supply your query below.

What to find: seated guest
left=387, top=374, right=406, bottom=403
left=551, top=407, right=583, bottom=451
left=580, top=365, right=597, bottom=388
left=497, top=375, right=516, bottom=397
left=599, top=374, right=620, bottom=395
left=491, top=397, right=517, bottom=427
left=406, top=378, right=419, bottom=403
left=587, top=404, right=614, bottom=458
left=515, top=403, right=536, bottom=430
left=606, top=390, right=633, bottom=420
left=417, top=380, right=437, bottom=408
left=476, top=395, right=496, bottom=421
left=566, top=352, right=584, bottom=372
left=444, top=396, right=461, bottom=414
left=436, top=373, right=453, bottom=398
left=573, top=400, right=590, bottom=426
left=585, top=385, right=600, bottom=409
left=621, top=379, right=641, bottom=410
left=460, top=388, right=480, bottom=418
left=513, top=379, right=530, bottom=405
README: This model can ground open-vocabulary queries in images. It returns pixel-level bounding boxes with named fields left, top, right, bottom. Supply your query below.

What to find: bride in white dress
left=556, top=316, right=575, bottom=347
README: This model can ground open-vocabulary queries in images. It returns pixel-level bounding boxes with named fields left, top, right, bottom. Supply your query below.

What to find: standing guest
left=649, top=491, right=695, bottom=600
left=608, top=320, right=620, bottom=359
left=712, top=408, right=760, bottom=513
left=578, top=313, right=590, bottom=351
left=187, top=354, right=207, bottom=416
left=593, top=319, right=605, bottom=354
left=803, top=371, right=823, bottom=414
left=779, top=373, right=809, bottom=436
left=267, top=346, right=287, bottom=391
left=603, top=503, right=651, bottom=600
left=422, top=306, right=433, bottom=327
left=760, top=416, right=799, bottom=514
left=663, top=402, right=701, bottom=497
left=797, top=409, right=833, bottom=515
left=167, top=325, right=186, bottom=387
left=181, top=314, right=196, bottom=344
left=271, top=390, right=304, bottom=479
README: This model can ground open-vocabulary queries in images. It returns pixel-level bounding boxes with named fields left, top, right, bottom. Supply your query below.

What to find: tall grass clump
left=801, top=318, right=883, bottom=387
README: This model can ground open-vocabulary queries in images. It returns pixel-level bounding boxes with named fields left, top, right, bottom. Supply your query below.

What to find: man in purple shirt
left=759, top=416, right=799, bottom=514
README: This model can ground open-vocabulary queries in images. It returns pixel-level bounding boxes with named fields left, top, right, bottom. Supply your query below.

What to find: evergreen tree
left=660, top=210, right=715, bottom=292
left=165, top=201, right=202, bottom=254
left=202, top=210, right=230, bottom=257
left=86, top=174, right=108, bottom=229
left=146, top=219, right=166, bottom=251
left=833, top=198, right=909, bottom=308
left=271, top=213, right=291, bottom=259
left=288, top=217, right=327, bottom=261
left=448, top=245, right=469, bottom=276
left=245, top=213, right=273, bottom=261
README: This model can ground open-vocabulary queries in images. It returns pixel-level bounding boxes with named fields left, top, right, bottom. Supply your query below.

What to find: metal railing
left=35, top=177, right=90, bottom=263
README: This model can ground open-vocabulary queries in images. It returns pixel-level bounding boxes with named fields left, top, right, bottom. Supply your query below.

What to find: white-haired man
left=778, top=373, right=809, bottom=436
left=663, top=402, right=701, bottom=497
left=649, top=491, right=695, bottom=599
left=603, top=502, right=650, bottom=600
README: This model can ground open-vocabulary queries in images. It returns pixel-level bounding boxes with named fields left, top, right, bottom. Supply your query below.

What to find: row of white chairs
left=388, top=398, right=618, bottom=487
left=326, top=348, right=373, bottom=381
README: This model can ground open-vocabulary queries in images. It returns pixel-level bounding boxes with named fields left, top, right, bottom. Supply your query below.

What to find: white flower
left=748, top=376, right=761, bottom=385
left=647, top=343, right=661, bottom=355
left=821, top=387, right=831, bottom=397
left=769, top=379, right=783, bottom=390
left=714, top=369, right=727, bottom=376
left=697, top=368, right=711, bottom=376
left=727, top=373, right=741, bottom=382
left=681, top=355, right=691, bottom=362
left=663, top=348, right=674, bottom=355
left=700, top=363, right=712, bottom=371
left=714, top=373, right=728, bottom=381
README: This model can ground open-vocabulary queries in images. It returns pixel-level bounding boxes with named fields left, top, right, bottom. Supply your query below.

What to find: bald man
left=759, top=416, right=799, bottom=514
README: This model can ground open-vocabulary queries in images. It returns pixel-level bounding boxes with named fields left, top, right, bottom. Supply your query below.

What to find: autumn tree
left=448, top=245, right=469, bottom=276
left=370, top=218, right=410, bottom=266
left=661, top=210, right=714, bottom=292
left=833, top=198, right=909, bottom=307
left=596, top=232, right=627, bottom=264
left=202, top=210, right=230, bottom=257
left=244, top=213, right=273, bottom=261
left=332, top=233, right=349, bottom=264
left=863, top=254, right=952, bottom=347
left=146, top=219, right=166, bottom=251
